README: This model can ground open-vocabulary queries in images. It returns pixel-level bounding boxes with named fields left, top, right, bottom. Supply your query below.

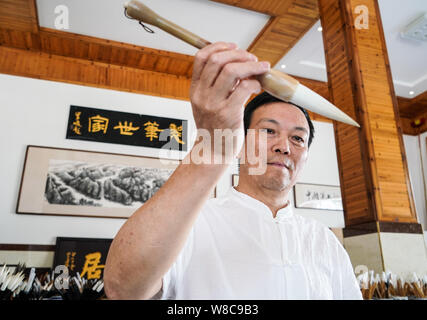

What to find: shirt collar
left=227, top=187, right=294, bottom=222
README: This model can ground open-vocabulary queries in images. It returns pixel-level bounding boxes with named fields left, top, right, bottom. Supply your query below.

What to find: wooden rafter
left=0, top=45, right=191, bottom=100
left=0, top=27, right=195, bottom=78
left=0, top=0, right=38, bottom=33
left=212, top=0, right=307, bottom=18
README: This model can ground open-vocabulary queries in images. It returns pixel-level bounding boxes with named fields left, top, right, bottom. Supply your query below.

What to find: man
left=104, top=42, right=362, bottom=300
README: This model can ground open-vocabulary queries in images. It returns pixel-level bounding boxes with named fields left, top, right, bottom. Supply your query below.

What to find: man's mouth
left=267, top=162, right=290, bottom=170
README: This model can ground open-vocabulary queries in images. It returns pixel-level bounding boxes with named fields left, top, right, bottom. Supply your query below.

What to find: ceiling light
left=281, top=64, right=286, bottom=69
left=401, top=13, right=427, bottom=41
left=409, top=91, right=415, bottom=95
left=317, top=26, right=323, bottom=32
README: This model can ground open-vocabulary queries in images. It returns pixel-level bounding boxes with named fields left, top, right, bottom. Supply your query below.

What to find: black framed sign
left=66, top=105, right=187, bottom=151
left=53, top=237, right=112, bottom=279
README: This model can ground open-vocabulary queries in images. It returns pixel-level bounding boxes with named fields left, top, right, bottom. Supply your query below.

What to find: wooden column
left=319, top=0, right=417, bottom=226
left=319, top=0, right=427, bottom=277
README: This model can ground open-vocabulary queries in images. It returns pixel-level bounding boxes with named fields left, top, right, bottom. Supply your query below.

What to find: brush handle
left=124, top=0, right=300, bottom=101
left=124, top=1, right=211, bottom=49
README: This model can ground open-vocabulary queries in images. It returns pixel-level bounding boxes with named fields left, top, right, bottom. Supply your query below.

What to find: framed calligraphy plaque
left=66, top=105, right=187, bottom=151
left=53, top=237, right=112, bottom=279
left=293, top=183, right=343, bottom=211
left=16, top=145, right=180, bottom=218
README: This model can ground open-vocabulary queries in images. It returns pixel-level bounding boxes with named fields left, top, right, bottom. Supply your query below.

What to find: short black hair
left=243, top=91, right=315, bottom=147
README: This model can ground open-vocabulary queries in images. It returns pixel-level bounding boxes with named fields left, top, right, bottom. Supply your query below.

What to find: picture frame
left=16, top=145, right=180, bottom=219
left=293, top=183, right=343, bottom=211
left=52, top=237, right=112, bottom=279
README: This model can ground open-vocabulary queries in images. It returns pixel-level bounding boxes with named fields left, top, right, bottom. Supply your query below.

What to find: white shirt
left=161, top=187, right=362, bottom=300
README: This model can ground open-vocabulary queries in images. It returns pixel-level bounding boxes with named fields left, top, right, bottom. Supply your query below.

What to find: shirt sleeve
left=159, top=227, right=195, bottom=300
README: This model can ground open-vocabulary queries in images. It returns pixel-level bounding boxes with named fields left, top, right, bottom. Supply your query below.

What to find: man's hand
left=190, top=42, right=270, bottom=143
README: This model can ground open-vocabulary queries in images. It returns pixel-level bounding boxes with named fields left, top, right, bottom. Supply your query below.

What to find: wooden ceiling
left=214, top=0, right=320, bottom=67
left=0, top=0, right=425, bottom=134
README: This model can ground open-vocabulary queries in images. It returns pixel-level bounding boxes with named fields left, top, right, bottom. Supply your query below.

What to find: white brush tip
left=290, top=84, right=360, bottom=127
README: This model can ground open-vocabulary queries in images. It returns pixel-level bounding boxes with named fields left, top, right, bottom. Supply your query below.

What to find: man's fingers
left=192, top=42, right=237, bottom=83
left=213, top=61, right=270, bottom=100
left=199, top=49, right=258, bottom=89
left=227, top=79, right=262, bottom=109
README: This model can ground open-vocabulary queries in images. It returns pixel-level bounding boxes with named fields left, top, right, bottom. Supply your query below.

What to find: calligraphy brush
left=13, top=268, right=36, bottom=300
left=372, top=274, right=382, bottom=299
left=388, top=272, right=400, bottom=298
left=0, top=263, right=26, bottom=300
left=71, top=274, right=105, bottom=300
left=80, top=279, right=105, bottom=300
left=409, top=273, right=425, bottom=298
left=0, top=264, right=13, bottom=300
left=378, top=272, right=386, bottom=299
left=357, top=271, right=370, bottom=299
left=123, top=0, right=360, bottom=127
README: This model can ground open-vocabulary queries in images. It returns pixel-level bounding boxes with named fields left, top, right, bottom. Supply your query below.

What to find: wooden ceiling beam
left=0, top=27, right=195, bottom=78
left=399, top=108, right=427, bottom=136
left=212, top=0, right=303, bottom=18
left=0, top=45, right=191, bottom=100
left=397, top=91, right=427, bottom=118
left=0, top=0, right=39, bottom=33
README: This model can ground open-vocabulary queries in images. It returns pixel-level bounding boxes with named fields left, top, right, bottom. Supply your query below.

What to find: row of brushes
left=0, top=263, right=105, bottom=300
left=357, top=270, right=427, bottom=299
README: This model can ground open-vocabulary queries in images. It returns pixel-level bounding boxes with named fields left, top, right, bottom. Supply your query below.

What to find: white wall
left=403, top=135, right=427, bottom=229
left=403, top=133, right=427, bottom=246
left=0, top=74, right=346, bottom=246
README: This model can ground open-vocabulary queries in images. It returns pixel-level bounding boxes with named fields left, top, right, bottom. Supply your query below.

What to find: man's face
left=241, top=102, right=310, bottom=192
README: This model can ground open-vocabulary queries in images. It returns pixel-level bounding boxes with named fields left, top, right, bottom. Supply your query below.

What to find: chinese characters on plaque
left=53, top=237, right=112, bottom=279
left=66, top=105, right=187, bottom=151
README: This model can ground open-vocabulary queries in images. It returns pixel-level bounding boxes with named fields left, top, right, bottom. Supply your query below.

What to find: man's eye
left=293, top=136, right=304, bottom=143
left=262, top=128, right=275, bottom=134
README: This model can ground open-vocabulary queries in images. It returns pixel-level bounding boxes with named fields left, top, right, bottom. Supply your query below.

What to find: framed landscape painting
left=16, top=145, right=180, bottom=218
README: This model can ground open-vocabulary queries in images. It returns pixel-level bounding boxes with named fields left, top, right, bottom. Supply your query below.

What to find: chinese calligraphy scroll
left=66, top=105, right=187, bottom=151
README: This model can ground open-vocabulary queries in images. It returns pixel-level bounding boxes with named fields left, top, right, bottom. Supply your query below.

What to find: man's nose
left=273, top=138, right=290, bottom=155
